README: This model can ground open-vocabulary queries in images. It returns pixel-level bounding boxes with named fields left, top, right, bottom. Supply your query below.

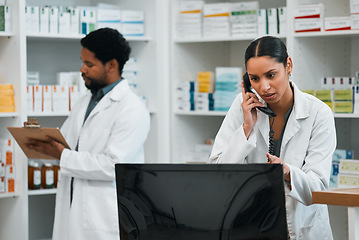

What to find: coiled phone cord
left=268, top=117, right=275, bottom=160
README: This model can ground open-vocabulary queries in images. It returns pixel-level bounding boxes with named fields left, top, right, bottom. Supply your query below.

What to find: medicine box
left=257, top=9, right=268, bottom=35
left=97, top=8, right=121, bottom=31
left=334, top=101, right=353, bottom=113
left=2, top=139, right=14, bottom=166
left=350, top=0, right=359, bottom=14
left=294, top=4, right=324, bottom=33
left=337, top=174, right=359, bottom=188
left=27, top=85, right=34, bottom=113
left=39, top=6, right=49, bottom=34
left=69, top=7, right=80, bottom=34
left=351, top=14, right=359, bottom=30
left=294, top=4, right=324, bottom=19
left=30, top=6, right=39, bottom=33
left=33, top=85, right=42, bottom=113
left=0, top=162, right=5, bottom=177
left=295, top=18, right=323, bottom=33
left=267, top=8, right=278, bottom=35
left=43, top=85, right=52, bottom=113
left=334, top=89, right=353, bottom=101
left=59, top=11, right=71, bottom=34
left=278, top=7, right=287, bottom=35
left=0, top=5, right=11, bottom=32
left=315, top=90, right=332, bottom=101
left=6, top=178, right=14, bottom=192
left=0, top=177, right=4, bottom=193
left=49, top=6, right=59, bottom=34
left=52, top=85, right=69, bottom=113
left=325, top=16, right=351, bottom=31
left=353, top=85, right=359, bottom=114
left=339, top=159, right=359, bottom=175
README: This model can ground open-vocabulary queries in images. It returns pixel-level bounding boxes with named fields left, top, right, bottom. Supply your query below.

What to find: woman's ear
left=286, top=57, right=293, bottom=76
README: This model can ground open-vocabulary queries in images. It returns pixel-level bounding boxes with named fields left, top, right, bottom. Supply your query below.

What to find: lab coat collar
left=257, top=81, right=309, bottom=153
left=85, top=79, right=130, bottom=120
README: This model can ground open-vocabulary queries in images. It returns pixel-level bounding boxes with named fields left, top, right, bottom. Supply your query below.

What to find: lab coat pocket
left=298, top=209, right=331, bottom=240
left=83, top=184, right=119, bottom=233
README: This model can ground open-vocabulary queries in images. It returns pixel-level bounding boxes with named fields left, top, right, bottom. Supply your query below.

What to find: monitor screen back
left=115, top=163, right=288, bottom=240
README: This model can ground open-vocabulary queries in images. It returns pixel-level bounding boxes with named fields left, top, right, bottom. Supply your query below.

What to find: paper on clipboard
left=7, top=127, right=70, bottom=159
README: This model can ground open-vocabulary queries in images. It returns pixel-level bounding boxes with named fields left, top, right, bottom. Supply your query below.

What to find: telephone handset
left=243, top=72, right=277, bottom=117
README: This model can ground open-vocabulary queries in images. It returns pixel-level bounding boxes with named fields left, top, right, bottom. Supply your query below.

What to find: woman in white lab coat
left=210, top=36, right=336, bottom=240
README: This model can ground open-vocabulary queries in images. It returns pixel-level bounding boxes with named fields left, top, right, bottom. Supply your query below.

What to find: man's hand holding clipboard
left=7, top=119, right=70, bottom=160
left=26, top=135, right=67, bottom=160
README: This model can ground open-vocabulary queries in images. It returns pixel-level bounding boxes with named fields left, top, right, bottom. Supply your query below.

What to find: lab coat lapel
left=280, top=83, right=309, bottom=152
left=85, top=79, right=128, bottom=121
left=257, top=110, right=270, bottom=147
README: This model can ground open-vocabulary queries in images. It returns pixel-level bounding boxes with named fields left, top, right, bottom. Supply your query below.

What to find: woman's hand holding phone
left=241, top=81, right=264, bottom=139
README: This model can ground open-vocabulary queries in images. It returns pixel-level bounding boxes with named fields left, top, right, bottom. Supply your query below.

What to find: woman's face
left=246, top=56, right=292, bottom=105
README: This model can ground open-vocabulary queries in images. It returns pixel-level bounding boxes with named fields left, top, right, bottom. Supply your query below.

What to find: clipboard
left=7, top=127, right=70, bottom=159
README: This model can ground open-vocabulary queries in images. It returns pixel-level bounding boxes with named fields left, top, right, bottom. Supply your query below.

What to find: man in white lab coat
left=27, top=28, right=150, bottom=240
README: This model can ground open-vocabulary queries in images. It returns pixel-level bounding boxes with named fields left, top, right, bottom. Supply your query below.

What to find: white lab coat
left=210, top=82, right=336, bottom=240
left=52, top=79, right=150, bottom=240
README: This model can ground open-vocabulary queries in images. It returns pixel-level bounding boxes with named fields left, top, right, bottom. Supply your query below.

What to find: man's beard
left=83, top=74, right=107, bottom=92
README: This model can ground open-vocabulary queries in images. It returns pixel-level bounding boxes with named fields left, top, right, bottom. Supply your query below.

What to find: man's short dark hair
left=81, top=28, right=131, bottom=75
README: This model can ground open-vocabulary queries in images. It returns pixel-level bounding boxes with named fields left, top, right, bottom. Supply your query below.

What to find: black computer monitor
left=115, top=163, right=288, bottom=240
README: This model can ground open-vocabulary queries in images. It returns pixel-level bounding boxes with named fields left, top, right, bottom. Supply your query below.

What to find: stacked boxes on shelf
left=176, top=1, right=203, bottom=39
left=0, top=5, right=11, bottom=32
left=304, top=75, right=359, bottom=113
left=294, top=4, right=324, bottom=33
left=121, top=10, right=145, bottom=37
left=122, top=58, right=147, bottom=107
left=97, top=5, right=121, bottom=32
left=338, top=158, right=359, bottom=188
left=295, top=2, right=359, bottom=33
left=214, top=67, right=241, bottom=111
left=176, top=1, right=286, bottom=39
left=330, top=149, right=353, bottom=188
left=27, top=71, right=85, bottom=114
left=230, top=2, right=258, bottom=37
left=195, top=92, right=214, bottom=111
left=203, top=3, right=230, bottom=38
left=0, top=84, right=15, bottom=113
left=176, top=81, right=195, bottom=111
left=196, top=72, right=214, bottom=111
left=0, top=139, right=15, bottom=193
left=25, top=5, right=144, bottom=36
left=197, top=71, right=214, bottom=93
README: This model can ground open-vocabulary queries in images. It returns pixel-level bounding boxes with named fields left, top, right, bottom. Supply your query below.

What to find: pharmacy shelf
left=175, top=111, right=359, bottom=118
left=175, top=34, right=286, bottom=43
left=0, top=112, right=19, bottom=118
left=334, top=113, right=359, bottom=118
left=0, top=192, right=20, bottom=198
left=28, top=189, right=57, bottom=196
left=26, top=33, right=152, bottom=42
left=28, top=112, right=70, bottom=117
left=0, top=32, right=13, bottom=37
left=294, top=30, right=359, bottom=38
left=174, top=110, right=227, bottom=116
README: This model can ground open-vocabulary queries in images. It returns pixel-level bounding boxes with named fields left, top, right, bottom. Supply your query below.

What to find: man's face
left=80, top=47, right=108, bottom=91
